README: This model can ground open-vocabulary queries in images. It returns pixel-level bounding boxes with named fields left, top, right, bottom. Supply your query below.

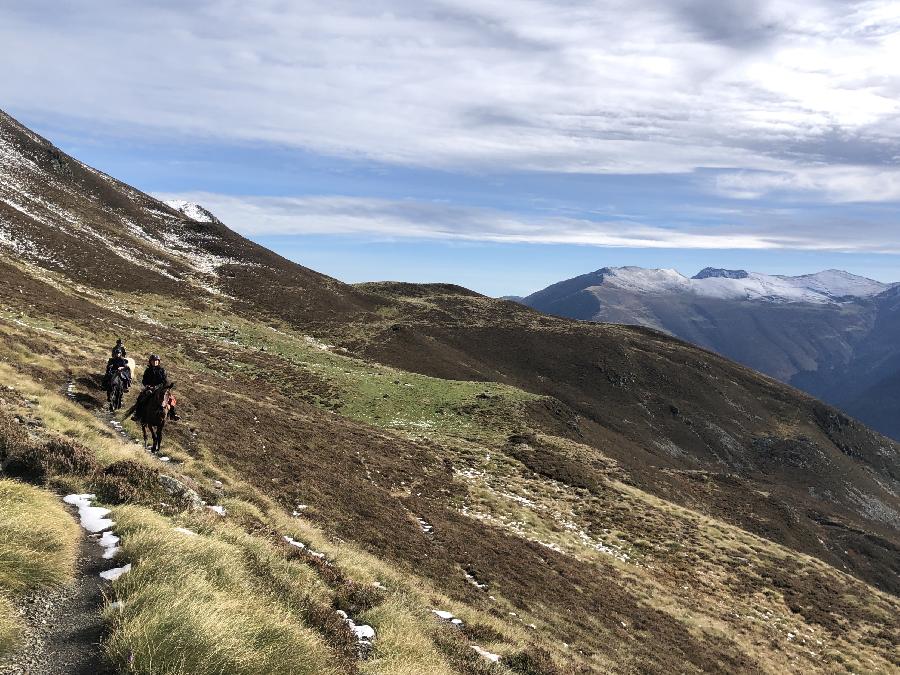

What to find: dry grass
left=105, top=505, right=341, bottom=675
left=103, top=501, right=512, bottom=675
left=0, top=479, right=81, bottom=656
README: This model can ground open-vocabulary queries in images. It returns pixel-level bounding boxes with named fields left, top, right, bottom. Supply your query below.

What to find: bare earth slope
left=1, top=109, right=898, bottom=673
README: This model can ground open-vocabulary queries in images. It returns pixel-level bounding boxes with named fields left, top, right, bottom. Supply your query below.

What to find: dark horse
left=126, top=383, right=176, bottom=454
left=107, top=368, right=127, bottom=412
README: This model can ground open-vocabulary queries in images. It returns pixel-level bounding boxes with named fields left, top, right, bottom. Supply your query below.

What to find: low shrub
left=503, top=646, right=561, bottom=675
left=332, top=581, right=387, bottom=616
left=0, top=410, right=29, bottom=465
left=3, top=436, right=98, bottom=484
left=93, top=460, right=160, bottom=504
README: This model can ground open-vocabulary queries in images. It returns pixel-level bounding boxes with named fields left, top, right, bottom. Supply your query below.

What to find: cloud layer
left=158, top=192, right=900, bottom=253
left=4, top=1, right=900, bottom=202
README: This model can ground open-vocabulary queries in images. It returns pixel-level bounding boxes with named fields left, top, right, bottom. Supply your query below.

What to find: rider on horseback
left=111, top=338, right=127, bottom=358
left=103, top=352, right=132, bottom=393
left=132, top=354, right=180, bottom=421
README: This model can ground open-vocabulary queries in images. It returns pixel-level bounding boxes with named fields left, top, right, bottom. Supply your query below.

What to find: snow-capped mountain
left=522, top=265, right=900, bottom=440
left=592, top=266, right=893, bottom=304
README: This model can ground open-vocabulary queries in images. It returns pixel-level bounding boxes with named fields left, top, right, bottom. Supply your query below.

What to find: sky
left=2, top=0, right=900, bottom=296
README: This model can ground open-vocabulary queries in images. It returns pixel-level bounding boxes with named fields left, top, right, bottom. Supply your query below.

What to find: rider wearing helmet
left=142, top=354, right=167, bottom=388
left=132, top=354, right=180, bottom=421
left=104, top=352, right=132, bottom=394
left=111, top=338, right=127, bottom=359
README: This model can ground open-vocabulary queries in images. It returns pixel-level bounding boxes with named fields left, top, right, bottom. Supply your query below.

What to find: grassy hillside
left=0, top=278, right=898, bottom=673
left=0, top=108, right=898, bottom=673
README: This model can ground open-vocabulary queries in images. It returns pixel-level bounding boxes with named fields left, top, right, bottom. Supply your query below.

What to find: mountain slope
left=1, top=110, right=898, bottom=674
left=521, top=266, right=900, bottom=439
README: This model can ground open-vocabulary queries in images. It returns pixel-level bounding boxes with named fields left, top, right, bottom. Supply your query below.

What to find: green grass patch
left=103, top=293, right=541, bottom=443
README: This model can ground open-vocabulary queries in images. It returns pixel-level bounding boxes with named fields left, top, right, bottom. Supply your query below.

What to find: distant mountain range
left=521, top=266, right=900, bottom=439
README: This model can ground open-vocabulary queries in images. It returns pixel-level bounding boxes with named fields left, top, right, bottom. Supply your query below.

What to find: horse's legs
left=142, top=424, right=148, bottom=449
left=156, top=421, right=165, bottom=454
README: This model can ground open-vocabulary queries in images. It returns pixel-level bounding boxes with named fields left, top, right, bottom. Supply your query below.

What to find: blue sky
left=3, top=1, right=900, bottom=296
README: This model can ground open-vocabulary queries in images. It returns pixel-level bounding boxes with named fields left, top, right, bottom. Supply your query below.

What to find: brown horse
left=128, top=383, right=176, bottom=453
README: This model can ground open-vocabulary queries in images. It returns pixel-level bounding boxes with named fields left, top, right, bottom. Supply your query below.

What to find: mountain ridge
left=521, top=264, right=900, bottom=440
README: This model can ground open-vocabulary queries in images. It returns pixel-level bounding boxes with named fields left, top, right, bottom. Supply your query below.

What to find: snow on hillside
left=0, top=121, right=236, bottom=294
left=164, top=200, right=216, bottom=223
left=598, top=267, right=893, bottom=304
left=786, top=269, right=890, bottom=299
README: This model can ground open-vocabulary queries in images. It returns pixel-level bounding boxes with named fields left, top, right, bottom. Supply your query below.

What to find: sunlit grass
left=0, top=479, right=81, bottom=657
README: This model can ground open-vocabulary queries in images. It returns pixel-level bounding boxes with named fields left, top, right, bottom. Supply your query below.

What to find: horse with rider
left=102, top=342, right=181, bottom=452
left=102, top=339, right=132, bottom=411
left=133, top=353, right=180, bottom=422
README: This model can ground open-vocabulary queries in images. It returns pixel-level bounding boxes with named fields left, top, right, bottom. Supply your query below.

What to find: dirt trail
left=0, top=524, right=115, bottom=675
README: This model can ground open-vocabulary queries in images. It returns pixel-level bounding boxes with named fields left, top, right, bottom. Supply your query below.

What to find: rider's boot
left=168, top=406, right=180, bottom=421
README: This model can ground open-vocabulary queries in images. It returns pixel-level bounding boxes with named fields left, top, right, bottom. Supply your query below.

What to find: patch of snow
left=163, top=200, right=216, bottom=223
left=789, top=269, right=891, bottom=299
left=432, top=609, right=464, bottom=627
left=353, top=623, right=376, bottom=640
left=63, top=494, right=114, bottom=533
left=417, top=517, right=434, bottom=534
left=335, top=609, right=376, bottom=654
left=500, top=491, right=536, bottom=508
left=100, top=564, right=131, bottom=581
left=98, top=531, right=120, bottom=560
left=464, top=571, right=488, bottom=590
left=303, top=336, right=331, bottom=351
left=388, top=418, right=435, bottom=430
left=283, top=535, right=326, bottom=558
left=433, top=610, right=455, bottom=620
left=471, top=645, right=501, bottom=662
left=207, top=505, right=227, bottom=516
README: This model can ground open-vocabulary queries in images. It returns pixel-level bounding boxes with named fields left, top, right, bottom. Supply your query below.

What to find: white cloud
left=157, top=191, right=900, bottom=252
left=715, top=166, right=900, bottom=202
left=2, top=0, right=900, bottom=202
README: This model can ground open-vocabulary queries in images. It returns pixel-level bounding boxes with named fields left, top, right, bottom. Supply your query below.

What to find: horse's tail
left=122, top=401, right=137, bottom=418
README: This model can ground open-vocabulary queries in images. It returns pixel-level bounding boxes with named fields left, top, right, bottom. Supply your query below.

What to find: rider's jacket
left=107, top=356, right=130, bottom=372
left=142, top=365, right=168, bottom=388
